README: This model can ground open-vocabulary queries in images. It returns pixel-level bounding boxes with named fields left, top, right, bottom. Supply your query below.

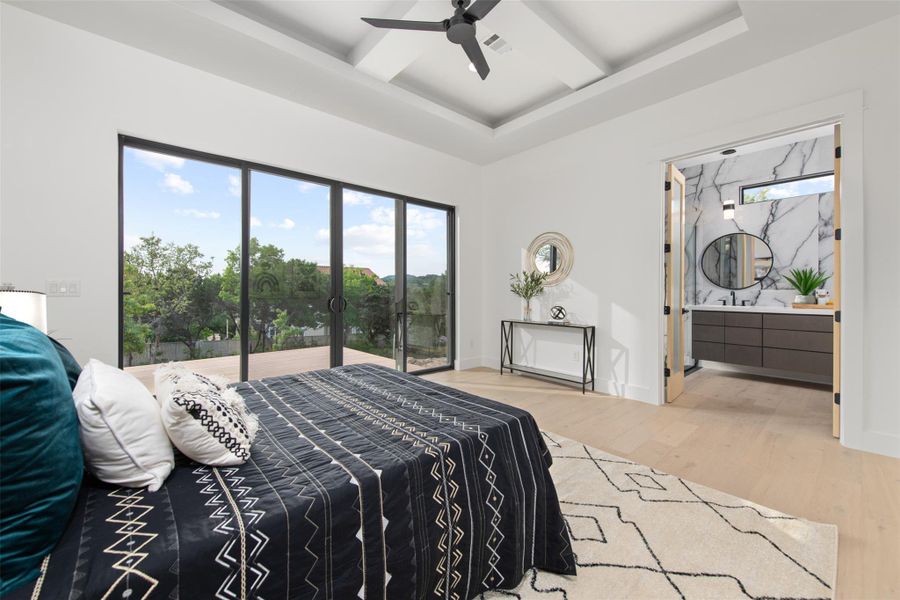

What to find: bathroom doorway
left=663, top=123, right=843, bottom=437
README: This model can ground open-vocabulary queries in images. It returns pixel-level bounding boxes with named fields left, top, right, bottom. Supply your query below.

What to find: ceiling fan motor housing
left=446, top=17, right=476, bottom=44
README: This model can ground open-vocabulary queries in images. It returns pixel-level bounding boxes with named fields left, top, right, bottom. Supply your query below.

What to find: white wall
left=481, top=16, right=899, bottom=457
left=2, top=6, right=897, bottom=457
left=0, top=5, right=483, bottom=369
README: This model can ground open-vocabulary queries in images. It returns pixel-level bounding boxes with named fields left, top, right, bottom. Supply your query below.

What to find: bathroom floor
left=426, top=367, right=899, bottom=599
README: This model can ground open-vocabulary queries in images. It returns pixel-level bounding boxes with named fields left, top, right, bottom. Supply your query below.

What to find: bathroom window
left=741, top=172, right=834, bottom=205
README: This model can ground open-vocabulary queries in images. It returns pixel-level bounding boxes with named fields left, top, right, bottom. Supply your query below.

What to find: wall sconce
left=723, top=199, right=735, bottom=220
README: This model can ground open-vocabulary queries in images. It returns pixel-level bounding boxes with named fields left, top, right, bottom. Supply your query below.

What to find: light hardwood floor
left=425, top=367, right=900, bottom=599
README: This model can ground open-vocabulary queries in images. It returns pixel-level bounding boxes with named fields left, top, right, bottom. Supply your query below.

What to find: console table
left=500, top=320, right=596, bottom=393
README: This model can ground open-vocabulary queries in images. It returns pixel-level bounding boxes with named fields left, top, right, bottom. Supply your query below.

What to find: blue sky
left=123, top=148, right=447, bottom=277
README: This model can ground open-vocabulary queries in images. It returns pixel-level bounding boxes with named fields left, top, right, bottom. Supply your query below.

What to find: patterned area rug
left=483, top=432, right=837, bottom=600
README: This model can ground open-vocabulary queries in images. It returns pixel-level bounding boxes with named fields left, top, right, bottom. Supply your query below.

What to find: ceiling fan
left=361, top=0, right=501, bottom=80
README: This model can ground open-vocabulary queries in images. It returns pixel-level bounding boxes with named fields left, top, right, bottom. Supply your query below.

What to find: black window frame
left=118, top=135, right=456, bottom=378
left=739, top=171, right=835, bottom=205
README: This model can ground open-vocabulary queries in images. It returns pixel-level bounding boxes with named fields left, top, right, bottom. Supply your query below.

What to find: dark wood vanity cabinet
left=691, top=310, right=833, bottom=377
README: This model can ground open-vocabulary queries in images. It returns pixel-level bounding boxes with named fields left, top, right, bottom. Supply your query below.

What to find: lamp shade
left=0, top=290, right=48, bottom=333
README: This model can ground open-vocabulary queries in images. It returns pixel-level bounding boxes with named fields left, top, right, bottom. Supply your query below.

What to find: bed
left=12, top=364, right=575, bottom=600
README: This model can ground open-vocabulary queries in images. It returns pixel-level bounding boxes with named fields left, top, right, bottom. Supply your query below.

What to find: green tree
left=343, top=267, right=393, bottom=352
left=125, top=235, right=219, bottom=360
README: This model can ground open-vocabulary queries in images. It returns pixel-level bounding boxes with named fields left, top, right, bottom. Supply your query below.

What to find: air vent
left=483, top=34, right=511, bottom=54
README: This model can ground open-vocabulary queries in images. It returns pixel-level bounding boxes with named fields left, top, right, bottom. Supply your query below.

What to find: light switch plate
left=67, top=281, right=80, bottom=296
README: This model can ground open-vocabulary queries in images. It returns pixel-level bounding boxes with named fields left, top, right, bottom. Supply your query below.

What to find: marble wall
left=681, top=136, right=835, bottom=306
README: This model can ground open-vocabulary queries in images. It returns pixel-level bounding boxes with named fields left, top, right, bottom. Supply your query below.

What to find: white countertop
left=686, top=304, right=834, bottom=316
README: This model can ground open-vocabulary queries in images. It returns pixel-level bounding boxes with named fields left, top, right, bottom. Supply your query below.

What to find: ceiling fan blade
left=360, top=17, right=446, bottom=32
left=465, top=0, right=501, bottom=21
left=461, top=36, right=490, bottom=80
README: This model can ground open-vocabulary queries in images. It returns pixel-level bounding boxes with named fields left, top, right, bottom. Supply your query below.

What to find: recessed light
left=721, top=148, right=737, bottom=155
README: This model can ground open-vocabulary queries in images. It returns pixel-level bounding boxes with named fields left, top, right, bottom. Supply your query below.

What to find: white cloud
left=370, top=206, right=394, bottom=225
left=228, top=175, right=241, bottom=197
left=274, top=218, right=296, bottom=230
left=343, top=223, right=395, bottom=256
left=315, top=228, right=330, bottom=242
left=175, top=208, right=220, bottom=220
left=162, top=172, right=194, bottom=195
left=343, top=190, right=374, bottom=206
left=131, top=149, right=185, bottom=171
left=250, top=216, right=262, bottom=228
left=298, top=181, right=323, bottom=193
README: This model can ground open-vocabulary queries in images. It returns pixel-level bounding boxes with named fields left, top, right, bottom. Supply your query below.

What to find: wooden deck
left=126, top=346, right=393, bottom=392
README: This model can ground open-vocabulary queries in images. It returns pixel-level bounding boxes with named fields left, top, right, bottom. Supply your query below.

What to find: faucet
left=731, top=291, right=736, bottom=306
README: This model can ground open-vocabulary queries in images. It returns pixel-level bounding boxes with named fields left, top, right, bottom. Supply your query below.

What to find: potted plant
left=509, top=270, right=548, bottom=320
left=784, top=268, right=831, bottom=304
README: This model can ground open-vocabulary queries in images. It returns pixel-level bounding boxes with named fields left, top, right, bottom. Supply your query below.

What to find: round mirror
left=527, top=232, right=573, bottom=286
left=701, top=233, right=773, bottom=290
left=534, top=244, right=560, bottom=274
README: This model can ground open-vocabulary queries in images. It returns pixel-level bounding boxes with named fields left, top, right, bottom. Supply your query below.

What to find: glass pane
left=742, top=174, right=833, bottom=204
left=248, top=171, right=332, bottom=379
left=122, top=147, right=241, bottom=391
left=671, top=179, right=684, bottom=371
left=406, top=205, right=450, bottom=371
left=341, top=190, right=396, bottom=369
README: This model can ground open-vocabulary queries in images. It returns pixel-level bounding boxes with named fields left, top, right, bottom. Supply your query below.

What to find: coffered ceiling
left=9, top=0, right=900, bottom=163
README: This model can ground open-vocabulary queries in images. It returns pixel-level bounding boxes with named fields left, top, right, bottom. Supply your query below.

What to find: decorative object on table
left=548, top=304, right=569, bottom=324
left=0, top=287, right=48, bottom=333
left=509, top=270, right=548, bottom=321
left=816, top=289, right=831, bottom=305
left=526, top=232, right=574, bottom=286
left=784, top=267, right=831, bottom=305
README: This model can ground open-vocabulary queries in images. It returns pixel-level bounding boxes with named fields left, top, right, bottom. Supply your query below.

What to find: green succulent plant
left=509, top=270, right=547, bottom=301
left=784, top=268, right=830, bottom=296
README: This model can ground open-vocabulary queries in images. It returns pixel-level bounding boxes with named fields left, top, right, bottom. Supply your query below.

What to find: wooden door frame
left=664, top=164, right=686, bottom=403
left=652, top=91, right=878, bottom=453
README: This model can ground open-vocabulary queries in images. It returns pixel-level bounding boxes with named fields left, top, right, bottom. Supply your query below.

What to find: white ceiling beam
left=349, top=0, right=449, bottom=83
left=486, top=0, right=607, bottom=90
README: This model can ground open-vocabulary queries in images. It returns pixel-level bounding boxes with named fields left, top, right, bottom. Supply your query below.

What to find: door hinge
left=835, top=146, right=842, bottom=159
left=664, top=181, right=671, bottom=191
left=835, top=228, right=842, bottom=241
left=834, top=392, right=841, bottom=405
left=664, top=367, right=671, bottom=377
left=664, top=243, right=671, bottom=253
left=834, top=310, right=841, bottom=323
left=664, top=305, right=671, bottom=315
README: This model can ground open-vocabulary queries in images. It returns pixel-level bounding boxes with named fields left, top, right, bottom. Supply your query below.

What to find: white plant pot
left=793, top=294, right=815, bottom=304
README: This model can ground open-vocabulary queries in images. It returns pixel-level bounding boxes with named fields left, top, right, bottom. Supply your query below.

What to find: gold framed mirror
left=527, top=232, right=573, bottom=286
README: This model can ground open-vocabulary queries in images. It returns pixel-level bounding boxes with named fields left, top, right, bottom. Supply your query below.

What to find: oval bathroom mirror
left=701, top=233, right=773, bottom=289
left=527, top=232, right=573, bottom=286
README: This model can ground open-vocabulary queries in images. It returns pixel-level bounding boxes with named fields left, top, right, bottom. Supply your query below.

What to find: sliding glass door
left=119, top=137, right=455, bottom=388
left=247, top=170, right=333, bottom=379
left=120, top=145, right=242, bottom=390
left=405, top=203, right=452, bottom=372
left=340, top=189, right=399, bottom=369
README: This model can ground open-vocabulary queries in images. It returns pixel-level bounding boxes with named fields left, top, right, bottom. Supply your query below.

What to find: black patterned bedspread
left=13, top=364, right=574, bottom=600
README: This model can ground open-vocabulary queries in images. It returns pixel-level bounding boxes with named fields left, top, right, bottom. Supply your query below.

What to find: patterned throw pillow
left=154, top=365, right=258, bottom=466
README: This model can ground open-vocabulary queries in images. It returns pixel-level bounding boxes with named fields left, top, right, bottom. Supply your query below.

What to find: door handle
left=340, top=297, right=348, bottom=312
left=328, top=297, right=337, bottom=313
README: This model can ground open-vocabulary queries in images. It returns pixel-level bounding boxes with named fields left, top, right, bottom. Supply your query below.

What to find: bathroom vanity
left=688, top=305, right=834, bottom=378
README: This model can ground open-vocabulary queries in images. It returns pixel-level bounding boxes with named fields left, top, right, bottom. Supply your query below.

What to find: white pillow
left=154, top=364, right=258, bottom=467
left=72, top=359, right=173, bottom=491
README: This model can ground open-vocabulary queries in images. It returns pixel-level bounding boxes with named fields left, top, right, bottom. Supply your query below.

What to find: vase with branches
left=784, top=268, right=831, bottom=304
left=509, top=270, right=548, bottom=321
